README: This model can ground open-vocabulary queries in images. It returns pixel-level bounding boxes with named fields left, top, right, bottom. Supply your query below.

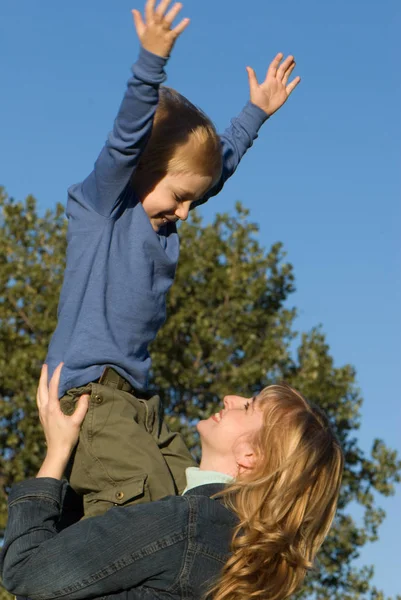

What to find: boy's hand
left=132, top=0, right=190, bottom=58
left=247, top=54, right=301, bottom=117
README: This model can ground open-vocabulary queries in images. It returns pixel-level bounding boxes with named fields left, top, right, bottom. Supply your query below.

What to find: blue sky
left=1, top=0, right=400, bottom=595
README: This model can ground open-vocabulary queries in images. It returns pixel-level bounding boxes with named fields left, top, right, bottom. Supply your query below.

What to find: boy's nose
left=175, top=202, right=190, bottom=221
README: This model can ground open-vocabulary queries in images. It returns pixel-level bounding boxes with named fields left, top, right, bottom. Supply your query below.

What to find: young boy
left=46, top=0, right=300, bottom=517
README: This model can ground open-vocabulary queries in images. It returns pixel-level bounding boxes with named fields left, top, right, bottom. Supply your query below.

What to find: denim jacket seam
left=8, top=495, right=60, bottom=510
left=196, top=543, right=228, bottom=563
left=174, top=495, right=198, bottom=600
left=38, top=533, right=186, bottom=600
left=129, top=531, right=185, bottom=561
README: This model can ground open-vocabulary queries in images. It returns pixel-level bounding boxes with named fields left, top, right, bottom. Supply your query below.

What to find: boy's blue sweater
left=46, top=48, right=268, bottom=396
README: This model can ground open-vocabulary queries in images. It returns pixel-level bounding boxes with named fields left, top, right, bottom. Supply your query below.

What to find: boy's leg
left=144, top=395, right=198, bottom=494
left=60, top=381, right=178, bottom=518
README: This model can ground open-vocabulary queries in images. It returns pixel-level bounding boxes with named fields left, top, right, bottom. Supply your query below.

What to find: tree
left=0, top=189, right=400, bottom=600
left=0, top=188, right=67, bottom=529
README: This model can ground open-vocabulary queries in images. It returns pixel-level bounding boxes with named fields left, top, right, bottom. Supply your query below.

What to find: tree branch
left=6, top=294, right=37, bottom=335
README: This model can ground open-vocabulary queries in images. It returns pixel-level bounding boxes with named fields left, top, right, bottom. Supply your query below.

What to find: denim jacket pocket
left=84, top=475, right=150, bottom=516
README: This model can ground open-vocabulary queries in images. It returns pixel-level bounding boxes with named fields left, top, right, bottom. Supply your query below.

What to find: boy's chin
left=150, top=217, right=163, bottom=231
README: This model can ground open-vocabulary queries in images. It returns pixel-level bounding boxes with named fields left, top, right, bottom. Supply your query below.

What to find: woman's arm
left=1, top=479, right=186, bottom=599
left=34, top=364, right=89, bottom=480
left=0, top=364, right=186, bottom=599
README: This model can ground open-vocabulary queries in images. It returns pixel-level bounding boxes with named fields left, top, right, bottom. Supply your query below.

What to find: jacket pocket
left=84, top=474, right=150, bottom=517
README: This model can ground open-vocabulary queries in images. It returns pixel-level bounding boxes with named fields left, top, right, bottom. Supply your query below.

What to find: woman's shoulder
left=125, top=484, right=237, bottom=531
left=182, top=484, right=238, bottom=526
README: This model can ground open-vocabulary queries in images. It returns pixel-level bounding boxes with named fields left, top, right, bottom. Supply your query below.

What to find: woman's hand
left=247, top=53, right=301, bottom=117
left=132, top=0, right=190, bottom=58
left=36, top=364, right=89, bottom=479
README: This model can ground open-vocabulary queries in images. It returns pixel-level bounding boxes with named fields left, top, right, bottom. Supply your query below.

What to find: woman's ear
left=234, top=440, right=257, bottom=474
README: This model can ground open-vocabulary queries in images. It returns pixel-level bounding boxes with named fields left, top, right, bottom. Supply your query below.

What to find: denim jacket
left=1, top=478, right=237, bottom=600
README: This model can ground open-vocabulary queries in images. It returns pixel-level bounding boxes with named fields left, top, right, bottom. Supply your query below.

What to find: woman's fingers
left=36, top=364, right=49, bottom=409
left=48, top=363, right=63, bottom=406
left=73, top=394, right=90, bottom=426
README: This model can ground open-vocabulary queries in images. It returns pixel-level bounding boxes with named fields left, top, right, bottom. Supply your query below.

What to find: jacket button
left=94, top=394, right=103, bottom=404
left=115, top=491, right=124, bottom=500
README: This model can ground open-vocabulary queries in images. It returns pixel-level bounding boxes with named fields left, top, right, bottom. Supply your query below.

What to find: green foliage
left=0, top=190, right=400, bottom=598
left=0, top=187, right=67, bottom=533
left=150, top=204, right=296, bottom=453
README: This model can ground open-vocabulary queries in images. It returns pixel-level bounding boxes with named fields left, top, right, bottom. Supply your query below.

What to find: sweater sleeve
left=192, top=101, right=269, bottom=209
left=75, top=47, right=168, bottom=218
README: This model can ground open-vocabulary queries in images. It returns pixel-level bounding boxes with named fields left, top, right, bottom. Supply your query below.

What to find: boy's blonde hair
left=136, top=87, right=223, bottom=182
left=210, top=384, right=344, bottom=600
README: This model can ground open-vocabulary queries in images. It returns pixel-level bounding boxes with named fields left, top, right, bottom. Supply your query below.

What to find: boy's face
left=138, top=171, right=214, bottom=231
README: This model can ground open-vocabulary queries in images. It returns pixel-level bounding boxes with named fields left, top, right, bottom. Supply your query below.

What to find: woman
left=1, top=364, right=343, bottom=600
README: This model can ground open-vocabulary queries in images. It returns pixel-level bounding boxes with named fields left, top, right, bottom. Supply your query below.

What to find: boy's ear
left=234, top=440, right=257, bottom=474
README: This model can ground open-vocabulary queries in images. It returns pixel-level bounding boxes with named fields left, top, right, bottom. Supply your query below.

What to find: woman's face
left=197, top=394, right=264, bottom=456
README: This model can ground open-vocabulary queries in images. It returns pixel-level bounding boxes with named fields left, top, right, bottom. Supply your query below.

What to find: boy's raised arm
left=77, top=1, right=189, bottom=218
left=194, top=53, right=301, bottom=208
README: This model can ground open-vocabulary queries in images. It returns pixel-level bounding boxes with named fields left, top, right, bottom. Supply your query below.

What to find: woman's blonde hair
left=210, top=384, right=344, bottom=600
left=135, top=86, right=223, bottom=182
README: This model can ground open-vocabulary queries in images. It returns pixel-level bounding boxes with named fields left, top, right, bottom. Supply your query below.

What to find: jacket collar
left=183, top=483, right=226, bottom=498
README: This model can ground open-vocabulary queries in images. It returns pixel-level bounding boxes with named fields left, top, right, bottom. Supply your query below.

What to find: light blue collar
left=182, top=467, right=234, bottom=495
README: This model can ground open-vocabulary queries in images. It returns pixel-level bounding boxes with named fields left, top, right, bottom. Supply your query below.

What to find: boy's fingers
left=132, top=9, right=145, bottom=36
left=286, top=76, right=301, bottom=95
left=282, top=61, right=296, bottom=85
left=155, top=0, right=172, bottom=18
left=145, top=0, right=156, bottom=22
left=48, top=363, right=63, bottom=405
left=172, top=17, right=190, bottom=36
left=37, top=364, right=49, bottom=409
left=246, top=66, right=259, bottom=90
left=164, top=2, right=183, bottom=27
left=277, top=55, right=294, bottom=81
left=267, top=53, right=283, bottom=78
